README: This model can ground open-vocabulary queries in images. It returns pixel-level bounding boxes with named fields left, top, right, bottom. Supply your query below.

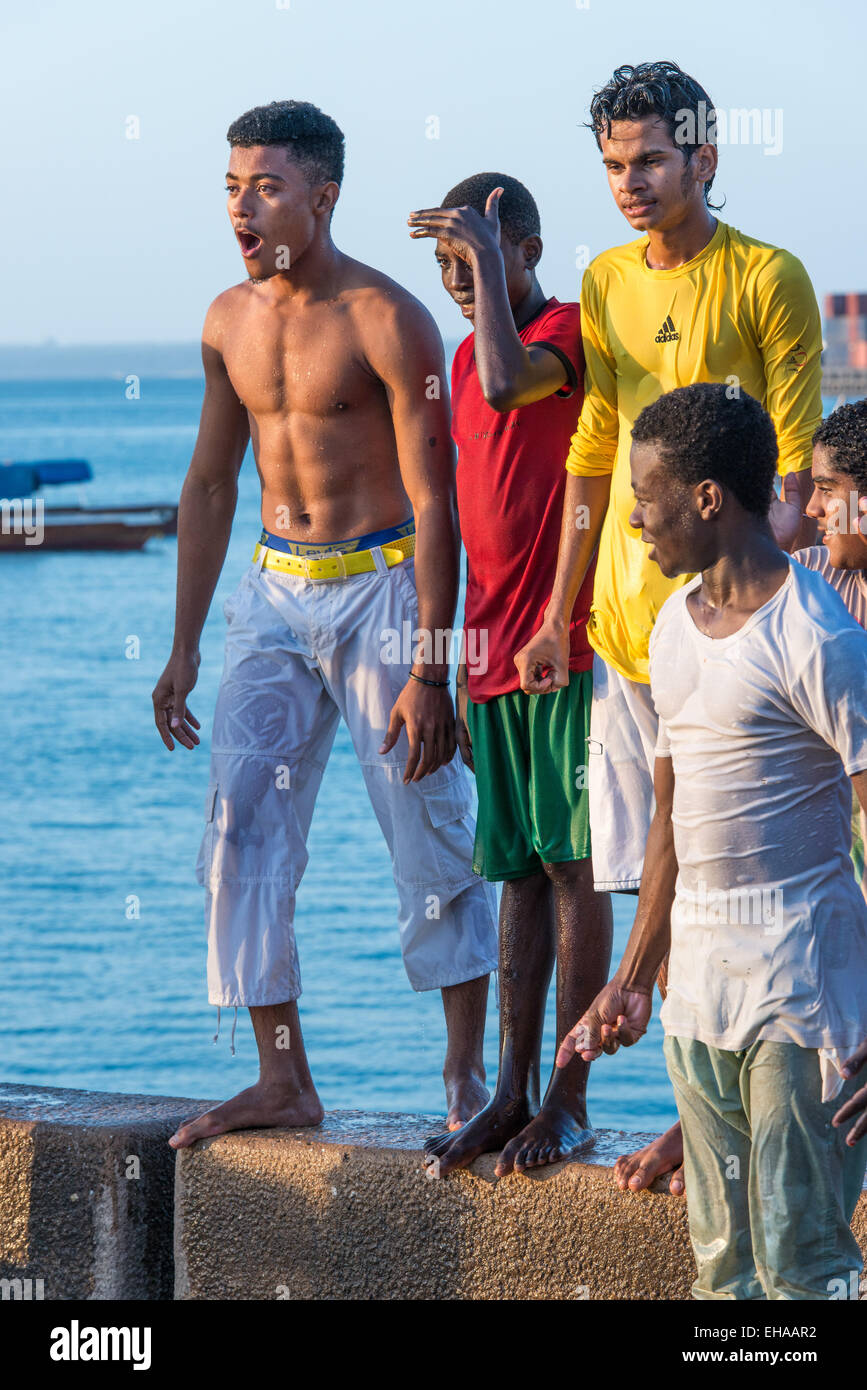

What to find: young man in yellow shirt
left=515, top=59, right=822, bottom=1194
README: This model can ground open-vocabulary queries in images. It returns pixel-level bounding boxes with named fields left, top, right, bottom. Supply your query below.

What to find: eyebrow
left=224, top=171, right=287, bottom=183
left=603, top=148, right=670, bottom=162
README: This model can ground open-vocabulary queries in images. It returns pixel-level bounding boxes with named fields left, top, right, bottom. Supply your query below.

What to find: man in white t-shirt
left=557, top=383, right=867, bottom=1300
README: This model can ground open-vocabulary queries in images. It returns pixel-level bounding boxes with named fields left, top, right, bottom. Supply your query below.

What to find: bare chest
left=222, top=305, right=382, bottom=420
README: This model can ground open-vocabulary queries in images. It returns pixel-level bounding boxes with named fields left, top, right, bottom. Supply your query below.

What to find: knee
left=541, top=858, right=588, bottom=887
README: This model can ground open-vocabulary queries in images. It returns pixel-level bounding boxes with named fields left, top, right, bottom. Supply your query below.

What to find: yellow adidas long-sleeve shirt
left=567, top=219, right=822, bottom=683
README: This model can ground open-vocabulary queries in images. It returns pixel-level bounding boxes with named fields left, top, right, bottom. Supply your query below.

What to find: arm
left=556, top=754, right=677, bottom=1065
left=514, top=267, right=617, bottom=693
left=832, top=768, right=867, bottom=1143
left=514, top=472, right=610, bottom=693
left=756, top=252, right=823, bottom=551
left=152, top=300, right=250, bottom=750
left=409, top=191, right=572, bottom=409
left=365, top=294, right=460, bottom=783
left=455, top=659, right=473, bottom=772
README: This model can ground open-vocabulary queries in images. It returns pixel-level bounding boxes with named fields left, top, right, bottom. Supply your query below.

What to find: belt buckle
left=302, top=549, right=348, bottom=583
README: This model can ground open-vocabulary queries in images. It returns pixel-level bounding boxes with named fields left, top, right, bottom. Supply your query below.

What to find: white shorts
left=196, top=554, right=497, bottom=1005
left=587, top=653, right=659, bottom=892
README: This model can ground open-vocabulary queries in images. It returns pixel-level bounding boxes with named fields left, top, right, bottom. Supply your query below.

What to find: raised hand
left=407, top=188, right=504, bottom=264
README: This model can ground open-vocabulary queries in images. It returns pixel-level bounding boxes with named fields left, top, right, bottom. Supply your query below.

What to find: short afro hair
left=812, top=399, right=867, bottom=494
left=227, top=100, right=345, bottom=187
left=631, top=383, right=779, bottom=517
left=588, top=60, right=721, bottom=208
left=440, top=173, right=540, bottom=245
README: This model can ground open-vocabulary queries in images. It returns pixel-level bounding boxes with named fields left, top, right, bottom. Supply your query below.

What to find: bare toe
left=423, top=1130, right=454, bottom=1156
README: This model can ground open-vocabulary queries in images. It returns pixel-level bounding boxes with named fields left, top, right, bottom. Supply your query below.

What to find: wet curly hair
left=440, top=173, right=540, bottom=246
left=588, top=60, right=721, bottom=208
left=812, top=399, right=867, bottom=494
left=227, top=100, right=345, bottom=187
left=631, top=383, right=779, bottom=517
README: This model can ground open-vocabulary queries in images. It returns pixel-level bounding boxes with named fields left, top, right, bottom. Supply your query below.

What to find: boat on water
left=0, top=459, right=178, bottom=552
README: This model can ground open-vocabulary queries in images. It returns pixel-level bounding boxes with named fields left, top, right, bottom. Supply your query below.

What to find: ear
left=694, top=142, right=718, bottom=188
left=696, top=478, right=723, bottom=520
left=313, top=180, right=340, bottom=218
left=522, top=234, right=542, bottom=270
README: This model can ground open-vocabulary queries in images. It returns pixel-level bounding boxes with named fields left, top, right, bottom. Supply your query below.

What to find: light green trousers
left=664, top=1035, right=867, bottom=1300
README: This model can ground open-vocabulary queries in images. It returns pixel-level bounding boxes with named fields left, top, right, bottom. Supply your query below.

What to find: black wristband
left=409, top=671, right=449, bottom=688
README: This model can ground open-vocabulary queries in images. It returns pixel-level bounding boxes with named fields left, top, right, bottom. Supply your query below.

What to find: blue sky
left=3, top=0, right=862, bottom=343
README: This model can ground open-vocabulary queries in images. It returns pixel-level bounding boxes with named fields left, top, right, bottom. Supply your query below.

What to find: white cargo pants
left=196, top=554, right=498, bottom=1006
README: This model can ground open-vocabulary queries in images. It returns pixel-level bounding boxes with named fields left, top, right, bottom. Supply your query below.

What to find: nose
left=447, top=259, right=473, bottom=293
left=229, top=188, right=255, bottom=218
left=804, top=485, right=823, bottom=521
left=621, top=164, right=648, bottom=195
left=628, top=502, right=643, bottom=531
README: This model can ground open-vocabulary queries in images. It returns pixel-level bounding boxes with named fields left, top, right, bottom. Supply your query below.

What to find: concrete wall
left=0, top=1083, right=208, bottom=1300
left=174, top=1113, right=697, bottom=1300
left=2, top=1085, right=866, bottom=1300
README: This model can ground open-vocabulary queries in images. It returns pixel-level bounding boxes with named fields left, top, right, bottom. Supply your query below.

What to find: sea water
left=0, top=372, right=686, bottom=1128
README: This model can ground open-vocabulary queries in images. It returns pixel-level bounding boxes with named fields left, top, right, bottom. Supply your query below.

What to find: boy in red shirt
left=408, top=175, right=613, bottom=1175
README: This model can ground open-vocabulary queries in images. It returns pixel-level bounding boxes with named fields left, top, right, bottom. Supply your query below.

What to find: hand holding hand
left=556, top=978, right=653, bottom=1068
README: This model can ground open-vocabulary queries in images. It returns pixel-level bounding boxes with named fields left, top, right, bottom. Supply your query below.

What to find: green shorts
left=466, top=670, right=592, bottom=881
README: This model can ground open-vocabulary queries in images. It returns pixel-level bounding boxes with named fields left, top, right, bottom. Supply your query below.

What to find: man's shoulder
left=334, top=259, right=443, bottom=364
left=451, top=329, right=475, bottom=372
left=585, top=238, right=647, bottom=284
left=531, top=297, right=580, bottom=325
left=338, top=257, right=430, bottom=316
left=651, top=581, right=695, bottom=644
left=525, top=298, right=581, bottom=346
left=723, top=225, right=810, bottom=285
left=792, top=545, right=828, bottom=576
left=202, top=283, right=255, bottom=349
left=786, top=555, right=866, bottom=636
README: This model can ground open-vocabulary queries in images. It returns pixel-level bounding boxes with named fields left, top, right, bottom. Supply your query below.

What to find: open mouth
left=237, top=230, right=263, bottom=259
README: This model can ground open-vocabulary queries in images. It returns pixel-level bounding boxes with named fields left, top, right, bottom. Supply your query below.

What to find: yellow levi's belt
left=252, top=531, right=415, bottom=581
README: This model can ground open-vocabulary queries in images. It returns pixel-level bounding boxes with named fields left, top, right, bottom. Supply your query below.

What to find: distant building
left=824, top=293, right=867, bottom=370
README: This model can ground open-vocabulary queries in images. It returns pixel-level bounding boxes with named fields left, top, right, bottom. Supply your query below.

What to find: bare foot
left=495, top=1102, right=596, bottom=1177
left=444, top=1069, right=489, bottom=1131
left=614, top=1121, right=685, bottom=1196
left=168, top=1079, right=325, bottom=1150
left=423, top=1095, right=531, bottom=1176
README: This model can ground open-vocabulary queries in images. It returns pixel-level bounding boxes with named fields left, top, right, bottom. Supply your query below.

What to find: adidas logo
left=655, top=315, right=680, bottom=343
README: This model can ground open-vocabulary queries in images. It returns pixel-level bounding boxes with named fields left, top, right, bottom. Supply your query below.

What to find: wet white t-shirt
left=650, top=557, right=867, bottom=1052
left=794, top=547, right=867, bottom=910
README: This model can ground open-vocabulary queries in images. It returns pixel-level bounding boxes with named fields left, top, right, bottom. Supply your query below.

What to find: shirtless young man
left=151, top=101, right=497, bottom=1148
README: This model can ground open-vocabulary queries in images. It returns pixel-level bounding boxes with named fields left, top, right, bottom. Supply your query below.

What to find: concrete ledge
left=175, top=1111, right=699, bottom=1300
left=4, top=1087, right=866, bottom=1300
left=0, top=1083, right=210, bottom=1300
